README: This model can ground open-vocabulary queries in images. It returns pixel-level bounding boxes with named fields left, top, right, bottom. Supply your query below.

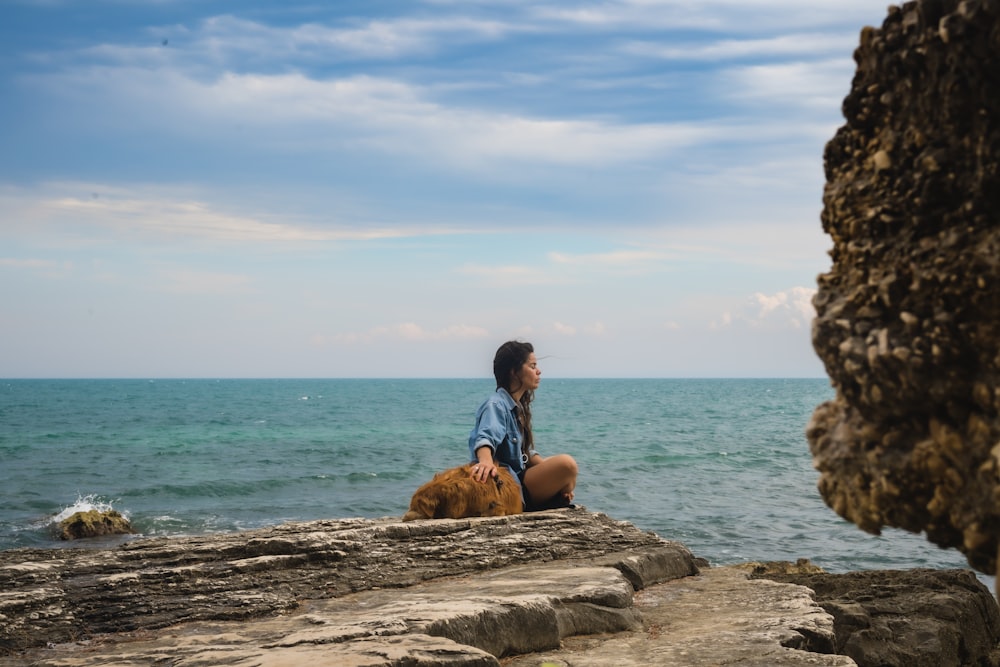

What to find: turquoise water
left=0, top=378, right=978, bottom=578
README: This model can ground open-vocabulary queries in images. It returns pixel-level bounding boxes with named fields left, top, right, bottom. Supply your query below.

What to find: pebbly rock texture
left=56, top=510, right=134, bottom=541
left=755, top=565, right=1000, bottom=667
left=809, top=0, right=1000, bottom=575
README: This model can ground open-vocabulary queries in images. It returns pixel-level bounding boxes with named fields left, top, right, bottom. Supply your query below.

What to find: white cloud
left=0, top=182, right=447, bottom=244
left=538, top=321, right=610, bottom=338
left=296, top=17, right=512, bottom=57
left=624, top=32, right=855, bottom=61
left=324, top=322, right=490, bottom=344
left=0, top=257, right=68, bottom=271
left=71, top=14, right=517, bottom=66
left=30, top=63, right=719, bottom=170
left=711, top=286, right=816, bottom=330
left=711, top=311, right=734, bottom=330
left=0, top=257, right=76, bottom=282
left=17, top=0, right=868, bottom=192
left=457, top=246, right=678, bottom=288
left=585, top=321, right=608, bottom=335
left=533, top=1, right=886, bottom=32
left=157, top=268, right=254, bottom=295
left=720, top=58, right=855, bottom=111
left=184, top=72, right=712, bottom=166
left=643, top=220, right=830, bottom=272
left=456, top=263, right=568, bottom=287
left=552, top=321, right=577, bottom=336
left=194, top=15, right=515, bottom=61
left=749, top=286, right=816, bottom=327
left=548, top=249, right=675, bottom=265
left=62, top=3, right=881, bottom=69
left=0, top=1, right=862, bottom=379
left=44, top=194, right=339, bottom=242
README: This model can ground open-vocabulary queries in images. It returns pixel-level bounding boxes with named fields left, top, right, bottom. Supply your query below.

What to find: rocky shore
left=1, top=509, right=998, bottom=666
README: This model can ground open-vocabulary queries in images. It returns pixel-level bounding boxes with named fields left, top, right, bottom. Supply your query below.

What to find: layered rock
left=808, top=0, right=1000, bottom=574
left=755, top=565, right=1000, bottom=667
left=506, top=565, right=856, bottom=667
left=0, top=509, right=697, bottom=660
left=2, top=512, right=998, bottom=666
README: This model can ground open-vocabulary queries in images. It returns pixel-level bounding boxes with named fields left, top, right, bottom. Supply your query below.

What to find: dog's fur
left=402, top=463, right=523, bottom=521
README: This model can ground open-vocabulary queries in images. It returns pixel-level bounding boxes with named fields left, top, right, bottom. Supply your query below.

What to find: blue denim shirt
left=468, top=388, right=537, bottom=482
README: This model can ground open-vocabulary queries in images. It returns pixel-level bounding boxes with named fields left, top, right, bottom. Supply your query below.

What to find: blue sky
left=0, top=1, right=889, bottom=378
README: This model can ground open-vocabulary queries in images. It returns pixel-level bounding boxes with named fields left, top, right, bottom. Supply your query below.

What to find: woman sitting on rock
left=468, top=340, right=578, bottom=511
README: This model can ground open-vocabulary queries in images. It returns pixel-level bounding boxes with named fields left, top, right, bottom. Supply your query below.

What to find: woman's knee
left=551, top=453, right=578, bottom=479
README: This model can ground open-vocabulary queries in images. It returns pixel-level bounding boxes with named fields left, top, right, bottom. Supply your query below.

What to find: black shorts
left=517, top=469, right=572, bottom=512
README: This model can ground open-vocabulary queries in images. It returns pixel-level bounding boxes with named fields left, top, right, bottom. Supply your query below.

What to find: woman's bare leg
left=523, top=454, right=578, bottom=504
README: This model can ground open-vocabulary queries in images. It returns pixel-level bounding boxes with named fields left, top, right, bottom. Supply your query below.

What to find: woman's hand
left=470, top=460, right=497, bottom=483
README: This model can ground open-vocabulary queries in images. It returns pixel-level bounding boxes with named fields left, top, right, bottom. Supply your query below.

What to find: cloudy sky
left=0, top=1, right=890, bottom=379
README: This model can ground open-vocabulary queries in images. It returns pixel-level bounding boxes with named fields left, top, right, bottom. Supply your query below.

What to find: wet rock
left=809, top=0, right=1000, bottom=574
left=735, top=557, right=827, bottom=577
left=56, top=509, right=133, bottom=540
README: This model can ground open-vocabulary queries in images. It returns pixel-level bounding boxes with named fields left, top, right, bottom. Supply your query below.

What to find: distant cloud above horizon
left=0, top=0, right=889, bottom=378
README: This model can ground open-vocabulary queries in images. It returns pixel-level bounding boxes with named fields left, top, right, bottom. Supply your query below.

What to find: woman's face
left=513, top=353, right=541, bottom=392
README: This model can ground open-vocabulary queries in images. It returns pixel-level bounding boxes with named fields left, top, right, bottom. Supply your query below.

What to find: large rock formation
left=2, top=511, right=998, bottom=666
left=0, top=509, right=698, bottom=661
left=809, top=0, right=1000, bottom=574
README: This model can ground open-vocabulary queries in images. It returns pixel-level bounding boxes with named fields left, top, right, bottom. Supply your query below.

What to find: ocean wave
left=49, top=493, right=126, bottom=525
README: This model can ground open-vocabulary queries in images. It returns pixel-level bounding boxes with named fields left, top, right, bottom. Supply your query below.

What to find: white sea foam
left=50, top=494, right=124, bottom=525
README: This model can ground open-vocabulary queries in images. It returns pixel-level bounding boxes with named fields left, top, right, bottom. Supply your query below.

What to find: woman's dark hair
left=493, top=340, right=535, bottom=455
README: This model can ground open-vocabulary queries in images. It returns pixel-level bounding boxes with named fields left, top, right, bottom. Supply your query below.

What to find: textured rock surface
left=0, top=509, right=696, bottom=658
left=756, top=567, right=1000, bottom=667
left=506, top=565, right=857, bottom=667
left=6, top=562, right=650, bottom=666
left=4, top=564, right=857, bottom=667
left=2, top=542, right=852, bottom=667
left=2, top=512, right=998, bottom=666
left=809, top=0, right=1000, bottom=574
left=518, top=562, right=1000, bottom=667
left=56, top=510, right=133, bottom=541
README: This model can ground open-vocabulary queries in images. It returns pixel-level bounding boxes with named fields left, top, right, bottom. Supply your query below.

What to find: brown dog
left=402, top=463, right=523, bottom=521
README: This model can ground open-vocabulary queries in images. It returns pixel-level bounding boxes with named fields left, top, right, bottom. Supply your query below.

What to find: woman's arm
left=472, top=445, right=498, bottom=482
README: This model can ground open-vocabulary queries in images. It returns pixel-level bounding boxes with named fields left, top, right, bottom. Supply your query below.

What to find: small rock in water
left=58, top=509, right=134, bottom=540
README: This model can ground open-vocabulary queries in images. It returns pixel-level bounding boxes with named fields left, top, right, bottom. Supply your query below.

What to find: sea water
left=0, top=378, right=981, bottom=580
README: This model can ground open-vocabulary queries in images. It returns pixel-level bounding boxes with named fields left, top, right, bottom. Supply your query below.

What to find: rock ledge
left=1, top=509, right=998, bottom=666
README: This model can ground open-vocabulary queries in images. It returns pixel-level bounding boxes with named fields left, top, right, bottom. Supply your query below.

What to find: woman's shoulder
left=480, top=388, right=515, bottom=409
